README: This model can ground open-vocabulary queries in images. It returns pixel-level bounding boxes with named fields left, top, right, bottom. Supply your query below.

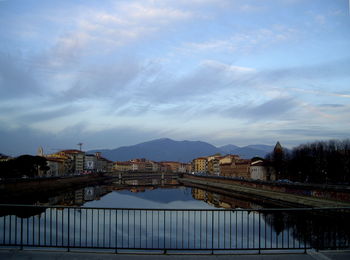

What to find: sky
left=0, top=0, right=350, bottom=156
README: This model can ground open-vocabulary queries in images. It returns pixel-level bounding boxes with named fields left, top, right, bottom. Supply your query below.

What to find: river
left=0, top=177, right=349, bottom=251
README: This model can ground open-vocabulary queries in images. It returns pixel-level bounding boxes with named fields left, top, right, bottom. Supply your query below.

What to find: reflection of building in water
left=130, top=187, right=145, bottom=193
left=122, top=178, right=179, bottom=186
left=129, top=186, right=155, bottom=193
left=165, top=179, right=179, bottom=185
left=125, top=179, right=139, bottom=185
left=84, top=187, right=95, bottom=201
left=192, top=188, right=206, bottom=201
left=74, top=189, right=84, bottom=205
left=35, top=186, right=109, bottom=207
left=191, top=188, right=263, bottom=209
left=206, top=192, right=221, bottom=208
left=83, top=186, right=109, bottom=201
left=47, top=194, right=65, bottom=205
left=152, top=179, right=160, bottom=185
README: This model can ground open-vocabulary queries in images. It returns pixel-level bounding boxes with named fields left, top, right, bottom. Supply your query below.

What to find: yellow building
left=193, top=157, right=208, bottom=173
left=219, top=154, right=239, bottom=165
left=47, top=149, right=84, bottom=174
left=113, top=162, right=132, bottom=172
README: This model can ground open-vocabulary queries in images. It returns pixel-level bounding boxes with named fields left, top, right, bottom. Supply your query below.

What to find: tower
left=274, top=141, right=283, bottom=153
left=37, top=146, right=44, bottom=156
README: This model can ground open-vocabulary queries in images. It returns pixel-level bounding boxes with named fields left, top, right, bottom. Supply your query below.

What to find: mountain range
left=88, top=138, right=274, bottom=162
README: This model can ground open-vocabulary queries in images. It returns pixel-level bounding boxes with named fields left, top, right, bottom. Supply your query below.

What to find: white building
left=250, top=160, right=268, bottom=181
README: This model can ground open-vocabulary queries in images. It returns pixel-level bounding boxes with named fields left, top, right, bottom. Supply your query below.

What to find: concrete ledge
left=1, top=248, right=337, bottom=259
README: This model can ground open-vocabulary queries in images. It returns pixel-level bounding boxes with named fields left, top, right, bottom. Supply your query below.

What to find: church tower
left=274, top=141, right=283, bottom=153
left=37, top=146, right=44, bottom=156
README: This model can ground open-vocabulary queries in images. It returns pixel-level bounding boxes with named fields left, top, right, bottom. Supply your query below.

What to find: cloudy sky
left=1, top=0, right=350, bottom=156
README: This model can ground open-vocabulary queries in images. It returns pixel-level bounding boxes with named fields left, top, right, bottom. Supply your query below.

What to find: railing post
left=211, top=211, right=214, bottom=254
left=304, top=229, right=307, bottom=254
left=115, top=209, right=118, bottom=254
left=68, top=208, right=70, bottom=251
left=258, top=211, right=261, bottom=254
left=20, top=217, right=23, bottom=250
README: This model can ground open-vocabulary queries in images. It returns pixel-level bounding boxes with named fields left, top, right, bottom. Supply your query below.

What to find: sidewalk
left=1, top=249, right=350, bottom=260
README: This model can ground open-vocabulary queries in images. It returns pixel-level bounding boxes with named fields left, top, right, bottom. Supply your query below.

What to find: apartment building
left=192, top=157, right=208, bottom=173
left=114, top=161, right=132, bottom=172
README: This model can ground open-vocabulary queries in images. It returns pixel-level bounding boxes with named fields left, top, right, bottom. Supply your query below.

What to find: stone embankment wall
left=183, top=174, right=350, bottom=203
left=0, top=175, right=111, bottom=203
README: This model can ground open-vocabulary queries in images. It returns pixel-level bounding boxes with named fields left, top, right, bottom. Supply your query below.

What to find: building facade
left=192, top=157, right=208, bottom=173
left=220, top=157, right=251, bottom=179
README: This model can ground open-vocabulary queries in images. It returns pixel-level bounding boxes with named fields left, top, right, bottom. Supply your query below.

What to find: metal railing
left=1, top=204, right=350, bottom=253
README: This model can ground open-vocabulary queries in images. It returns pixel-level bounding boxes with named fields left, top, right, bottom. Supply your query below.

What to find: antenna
left=77, top=143, right=83, bottom=151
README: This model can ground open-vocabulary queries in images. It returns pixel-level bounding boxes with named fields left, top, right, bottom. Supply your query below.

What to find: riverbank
left=0, top=175, right=112, bottom=204
left=179, top=176, right=350, bottom=208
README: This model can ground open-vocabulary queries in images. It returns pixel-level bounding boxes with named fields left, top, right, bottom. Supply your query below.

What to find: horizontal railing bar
left=0, top=245, right=314, bottom=252
left=1, top=204, right=349, bottom=212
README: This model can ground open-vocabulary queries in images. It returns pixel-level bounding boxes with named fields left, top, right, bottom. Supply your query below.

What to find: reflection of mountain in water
left=1, top=178, right=350, bottom=250
left=116, top=186, right=194, bottom=204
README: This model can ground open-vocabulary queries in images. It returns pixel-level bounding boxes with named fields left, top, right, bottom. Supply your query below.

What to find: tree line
left=0, top=155, right=49, bottom=179
left=267, top=139, right=350, bottom=184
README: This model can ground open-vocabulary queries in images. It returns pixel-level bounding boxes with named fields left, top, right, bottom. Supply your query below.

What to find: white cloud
left=1, top=0, right=350, bottom=154
left=181, top=26, right=300, bottom=55
left=239, top=4, right=266, bottom=12
left=201, top=60, right=255, bottom=73
left=68, top=1, right=195, bottom=52
left=185, top=40, right=236, bottom=52
left=121, top=3, right=193, bottom=21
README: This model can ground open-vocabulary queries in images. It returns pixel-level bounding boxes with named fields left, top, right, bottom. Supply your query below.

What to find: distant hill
left=219, top=144, right=239, bottom=154
left=89, top=138, right=222, bottom=162
left=228, top=145, right=274, bottom=159
left=219, top=144, right=274, bottom=159
left=89, top=138, right=274, bottom=162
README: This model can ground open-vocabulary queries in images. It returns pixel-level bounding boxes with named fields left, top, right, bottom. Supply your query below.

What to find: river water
left=0, top=178, right=349, bottom=251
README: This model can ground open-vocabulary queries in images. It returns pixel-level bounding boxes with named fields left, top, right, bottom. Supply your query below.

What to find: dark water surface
left=0, top=178, right=275, bottom=210
left=0, top=178, right=350, bottom=250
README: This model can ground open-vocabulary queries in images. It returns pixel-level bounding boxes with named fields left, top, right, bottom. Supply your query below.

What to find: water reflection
left=0, top=178, right=285, bottom=211
left=1, top=178, right=350, bottom=250
left=192, top=188, right=266, bottom=209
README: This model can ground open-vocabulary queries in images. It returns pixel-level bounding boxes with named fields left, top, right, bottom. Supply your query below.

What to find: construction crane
left=77, top=143, right=83, bottom=151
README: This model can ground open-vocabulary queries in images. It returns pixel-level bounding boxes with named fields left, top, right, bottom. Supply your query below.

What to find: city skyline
left=1, top=0, right=350, bottom=156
